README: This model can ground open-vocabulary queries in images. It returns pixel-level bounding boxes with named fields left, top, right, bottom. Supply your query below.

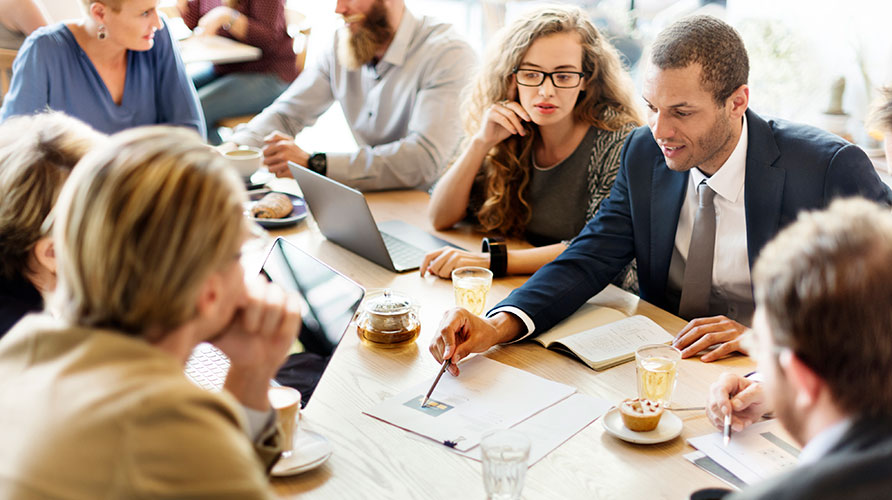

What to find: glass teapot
left=357, top=289, right=421, bottom=348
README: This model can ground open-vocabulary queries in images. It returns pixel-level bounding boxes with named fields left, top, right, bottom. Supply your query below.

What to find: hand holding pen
left=706, top=373, right=773, bottom=436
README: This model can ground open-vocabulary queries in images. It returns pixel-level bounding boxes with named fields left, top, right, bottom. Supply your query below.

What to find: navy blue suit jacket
left=496, top=109, right=892, bottom=335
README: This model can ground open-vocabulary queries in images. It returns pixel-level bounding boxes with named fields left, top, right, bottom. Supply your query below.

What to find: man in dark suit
left=703, top=199, right=892, bottom=500
left=429, top=15, right=892, bottom=375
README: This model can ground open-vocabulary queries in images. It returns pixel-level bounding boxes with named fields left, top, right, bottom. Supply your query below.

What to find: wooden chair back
left=0, top=48, right=17, bottom=99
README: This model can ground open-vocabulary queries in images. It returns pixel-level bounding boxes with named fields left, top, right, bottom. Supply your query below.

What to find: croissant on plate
left=251, top=192, right=292, bottom=219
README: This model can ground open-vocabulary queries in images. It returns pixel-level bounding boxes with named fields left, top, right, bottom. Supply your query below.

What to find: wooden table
left=178, top=34, right=262, bottom=65
left=262, top=184, right=754, bottom=499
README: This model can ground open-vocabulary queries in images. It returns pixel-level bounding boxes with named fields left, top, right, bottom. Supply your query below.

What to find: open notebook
left=532, top=302, right=675, bottom=370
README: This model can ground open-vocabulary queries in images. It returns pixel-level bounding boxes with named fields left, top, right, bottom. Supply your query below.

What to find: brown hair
left=753, top=198, right=892, bottom=418
left=650, top=14, right=748, bottom=105
left=52, top=127, right=246, bottom=336
left=463, top=4, right=642, bottom=237
left=0, top=113, right=103, bottom=282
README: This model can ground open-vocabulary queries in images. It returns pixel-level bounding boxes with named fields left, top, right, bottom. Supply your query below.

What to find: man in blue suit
left=429, top=15, right=892, bottom=375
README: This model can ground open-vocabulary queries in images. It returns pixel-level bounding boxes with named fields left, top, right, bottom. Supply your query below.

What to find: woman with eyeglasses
left=422, top=5, right=641, bottom=281
left=0, top=113, right=104, bottom=338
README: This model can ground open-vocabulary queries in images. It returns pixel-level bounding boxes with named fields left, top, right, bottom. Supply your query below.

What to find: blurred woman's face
left=100, top=0, right=163, bottom=51
left=513, top=32, right=586, bottom=130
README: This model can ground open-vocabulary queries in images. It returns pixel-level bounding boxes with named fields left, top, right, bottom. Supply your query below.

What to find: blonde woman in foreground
left=0, top=127, right=298, bottom=498
left=422, top=5, right=641, bottom=280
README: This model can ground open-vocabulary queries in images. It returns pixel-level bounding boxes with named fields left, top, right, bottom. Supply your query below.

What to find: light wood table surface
left=260, top=183, right=753, bottom=499
left=178, top=35, right=262, bottom=65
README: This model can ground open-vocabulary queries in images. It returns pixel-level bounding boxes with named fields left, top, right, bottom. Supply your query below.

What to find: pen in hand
left=421, top=359, right=451, bottom=407
left=723, top=411, right=732, bottom=446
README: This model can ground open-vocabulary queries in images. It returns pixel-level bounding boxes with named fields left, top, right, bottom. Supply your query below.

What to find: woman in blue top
left=0, top=0, right=204, bottom=137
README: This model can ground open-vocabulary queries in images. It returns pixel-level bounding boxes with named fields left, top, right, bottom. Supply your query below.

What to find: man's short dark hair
left=651, top=15, right=749, bottom=104
left=753, top=198, right=892, bottom=419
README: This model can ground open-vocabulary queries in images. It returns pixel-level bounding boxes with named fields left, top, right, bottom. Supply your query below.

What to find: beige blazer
left=0, top=314, right=280, bottom=499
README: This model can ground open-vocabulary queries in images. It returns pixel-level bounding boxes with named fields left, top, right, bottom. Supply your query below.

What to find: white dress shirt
left=494, top=116, right=754, bottom=339
left=798, top=417, right=852, bottom=465
left=230, top=9, right=476, bottom=191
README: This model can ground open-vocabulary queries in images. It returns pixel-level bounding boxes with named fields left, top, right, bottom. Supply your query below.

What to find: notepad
left=532, top=304, right=675, bottom=371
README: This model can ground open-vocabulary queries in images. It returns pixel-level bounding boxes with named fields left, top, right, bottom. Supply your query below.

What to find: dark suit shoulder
left=622, top=125, right=662, bottom=163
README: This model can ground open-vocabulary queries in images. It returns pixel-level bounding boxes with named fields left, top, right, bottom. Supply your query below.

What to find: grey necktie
left=678, top=180, right=717, bottom=319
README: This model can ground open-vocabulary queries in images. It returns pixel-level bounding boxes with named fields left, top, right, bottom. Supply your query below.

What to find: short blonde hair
left=0, top=113, right=103, bottom=282
left=80, top=0, right=124, bottom=13
left=52, top=127, right=246, bottom=336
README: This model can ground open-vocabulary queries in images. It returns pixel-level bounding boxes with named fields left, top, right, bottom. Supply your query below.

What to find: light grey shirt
left=230, top=9, right=476, bottom=191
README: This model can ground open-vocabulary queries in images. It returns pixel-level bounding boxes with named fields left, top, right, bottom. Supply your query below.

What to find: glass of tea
left=635, top=344, right=681, bottom=407
left=451, top=266, right=493, bottom=316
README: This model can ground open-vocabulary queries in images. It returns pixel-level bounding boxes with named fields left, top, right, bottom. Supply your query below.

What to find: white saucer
left=271, top=429, right=332, bottom=477
left=601, top=407, right=683, bottom=444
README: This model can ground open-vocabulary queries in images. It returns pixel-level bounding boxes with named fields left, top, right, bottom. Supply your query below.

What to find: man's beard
left=337, top=0, right=393, bottom=70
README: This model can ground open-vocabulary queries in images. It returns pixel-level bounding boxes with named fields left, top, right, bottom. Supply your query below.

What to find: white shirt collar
left=690, top=114, right=748, bottom=204
left=380, top=8, right=417, bottom=67
left=798, top=417, right=853, bottom=465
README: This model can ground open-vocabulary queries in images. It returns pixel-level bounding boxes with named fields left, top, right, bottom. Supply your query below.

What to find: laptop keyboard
left=381, top=232, right=426, bottom=270
left=185, top=343, right=230, bottom=392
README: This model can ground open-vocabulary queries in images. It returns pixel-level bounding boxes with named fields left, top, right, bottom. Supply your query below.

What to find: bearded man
left=226, top=0, right=475, bottom=191
left=428, top=15, right=892, bottom=378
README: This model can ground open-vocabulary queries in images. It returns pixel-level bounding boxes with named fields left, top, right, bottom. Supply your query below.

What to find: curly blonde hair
left=464, top=4, right=642, bottom=237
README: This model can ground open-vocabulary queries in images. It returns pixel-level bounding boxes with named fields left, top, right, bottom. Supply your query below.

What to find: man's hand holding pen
left=430, top=309, right=524, bottom=376
left=706, top=373, right=773, bottom=435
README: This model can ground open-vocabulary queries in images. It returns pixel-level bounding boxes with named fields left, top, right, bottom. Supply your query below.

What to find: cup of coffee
left=223, top=146, right=263, bottom=179
left=268, top=386, right=301, bottom=454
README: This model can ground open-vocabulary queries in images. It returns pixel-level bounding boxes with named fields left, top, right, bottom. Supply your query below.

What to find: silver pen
left=723, top=412, right=732, bottom=446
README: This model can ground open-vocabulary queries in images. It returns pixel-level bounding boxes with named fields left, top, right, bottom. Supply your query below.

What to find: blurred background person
left=869, top=86, right=892, bottom=165
left=0, top=126, right=298, bottom=497
left=179, top=0, right=298, bottom=145
left=225, top=0, right=476, bottom=191
left=0, top=0, right=204, bottom=136
left=422, top=5, right=641, bottom=281
left=0, top=112, right=103, bottom=338
left=0, top=0, right=49, bottom=49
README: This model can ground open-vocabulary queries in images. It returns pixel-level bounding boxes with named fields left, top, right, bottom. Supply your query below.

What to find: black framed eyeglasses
left=513, top=68, right=586, bottom=88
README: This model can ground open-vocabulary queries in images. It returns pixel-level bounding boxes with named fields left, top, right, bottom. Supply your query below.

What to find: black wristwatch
left=307, top=152, right=327, bottom=176
left=481, top=237, right=507, bottom=277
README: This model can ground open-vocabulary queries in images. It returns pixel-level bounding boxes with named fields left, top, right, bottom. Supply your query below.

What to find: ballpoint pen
left=421, top=359, right=451, bottom=407
left=723, top=412, right=732, bottom=446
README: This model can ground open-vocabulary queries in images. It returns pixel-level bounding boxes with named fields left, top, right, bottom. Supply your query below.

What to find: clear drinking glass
left=452, top=266, right=493, bottom=316
left=481, top=429, right=530, bottom=500
left=635, top=344, right=681, bottom=407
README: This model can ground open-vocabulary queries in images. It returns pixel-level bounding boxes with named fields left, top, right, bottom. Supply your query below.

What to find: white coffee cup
left=268, top=386, right=301, bottom=454
left=223, top=146, right=263, bottom=179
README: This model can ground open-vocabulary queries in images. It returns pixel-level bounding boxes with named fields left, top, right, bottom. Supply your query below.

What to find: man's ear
left=33, top=237, right=56, bottom=274
left=727, top=84, right=749, bottom=119
left=779, top=349, right=824, bottom=409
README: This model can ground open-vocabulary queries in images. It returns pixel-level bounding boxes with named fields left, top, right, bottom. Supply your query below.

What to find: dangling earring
left=97, top=24, right=107, bottom=40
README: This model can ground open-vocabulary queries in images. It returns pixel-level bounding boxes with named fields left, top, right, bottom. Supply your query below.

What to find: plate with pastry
left=601, top=398, right=683, bottom=444
left=246, top=190, right=307, bottom=229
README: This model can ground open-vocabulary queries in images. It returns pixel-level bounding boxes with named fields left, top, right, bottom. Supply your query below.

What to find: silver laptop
left=186, top=237, right=365, bottom=405
left=288, top=162, right=463, bottom=272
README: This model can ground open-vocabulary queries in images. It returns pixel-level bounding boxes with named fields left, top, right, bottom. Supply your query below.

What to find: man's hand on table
left=262, top=131, right=309, bottom=177
left=430, top=310, right=523, bottom=376
left=706, top=372, right=771, bottom=432
left=673, top=315, right=748, bottom=362
left=420, top=247, right=490, bottom=278
left=213, top=278, right=301, bottom=411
